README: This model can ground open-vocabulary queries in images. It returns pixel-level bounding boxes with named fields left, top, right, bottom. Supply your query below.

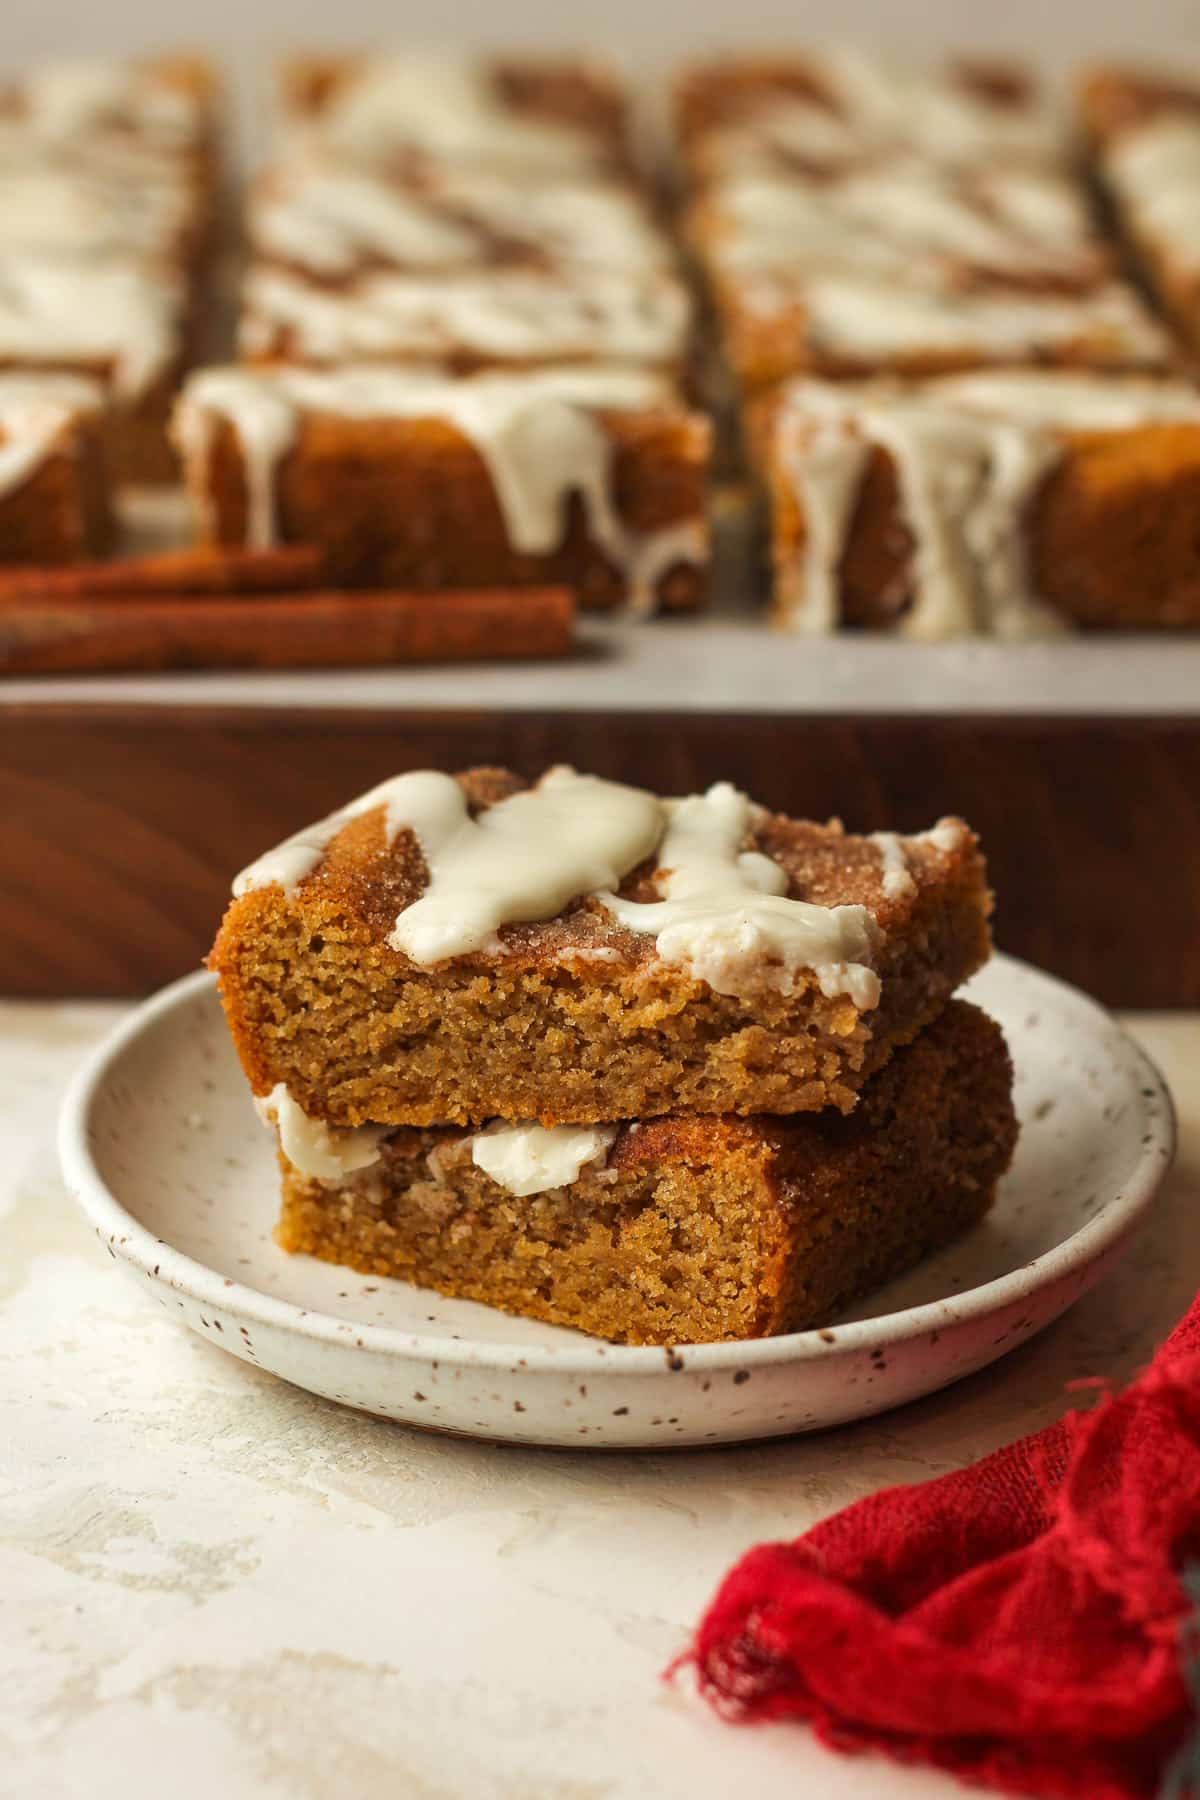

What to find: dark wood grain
left=1, top=703, right=1197, bottom=1003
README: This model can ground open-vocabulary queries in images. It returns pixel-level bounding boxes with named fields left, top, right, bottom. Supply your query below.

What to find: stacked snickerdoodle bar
left=211, top=766, right=1016, bottom=1345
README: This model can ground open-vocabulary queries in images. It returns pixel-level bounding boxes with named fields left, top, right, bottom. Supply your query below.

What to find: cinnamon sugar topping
left=234, top=770, right=883, bottom=1011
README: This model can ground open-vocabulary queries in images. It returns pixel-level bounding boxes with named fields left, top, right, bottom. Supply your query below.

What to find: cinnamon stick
left=0, top=586, right=576, bottom=674
left=0, top=544, right=325, bottom=600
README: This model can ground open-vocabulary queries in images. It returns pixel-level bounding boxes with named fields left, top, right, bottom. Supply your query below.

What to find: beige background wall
left=6, top=0, right=1200, bottom=65
left=5, top=0, right=1200, bottom=157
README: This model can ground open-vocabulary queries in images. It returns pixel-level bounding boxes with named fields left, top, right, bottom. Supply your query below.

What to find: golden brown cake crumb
left=211, top=766, right=992, bottom=1129
left=275, top=1000, right=1016, bottom=1345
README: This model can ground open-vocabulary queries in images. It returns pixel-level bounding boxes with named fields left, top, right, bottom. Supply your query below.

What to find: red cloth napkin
left=681, top=1298, right=1200, bottom=1799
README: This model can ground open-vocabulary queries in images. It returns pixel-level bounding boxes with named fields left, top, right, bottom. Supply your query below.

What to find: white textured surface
left=4, top=1000, right=1200, bottom=1795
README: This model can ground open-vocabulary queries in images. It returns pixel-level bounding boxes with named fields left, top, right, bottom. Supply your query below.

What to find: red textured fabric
left=683, top=1299, right=1200, bottom=1799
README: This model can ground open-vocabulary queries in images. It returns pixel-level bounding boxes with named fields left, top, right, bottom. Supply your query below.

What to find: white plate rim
left=59, top=957, right=1176, bottom=1376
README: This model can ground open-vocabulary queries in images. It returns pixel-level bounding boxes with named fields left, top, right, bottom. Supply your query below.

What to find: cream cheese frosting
left=238, top=265, right=690, bottom=369
left=251, top=165, right=669, bottom=279
left=255, top=1084, right=391, bottom=1182
left=598, top=780, right=881, bottom=1008
left=469, top=1121, right=618, bottom=1196
left=707, top=160, right=1098, bottom=286
left=1104, top=114, right=1200, bottom=278
left=0, top=162, right=193, bottom=260
left=701, top=47, right=1065, bottom=178
left=743, top=267, right=1170, bottom=368
left=284, top=55, right=608, bottom=176
left=385, top=768, right=663, bottom=963
left=0, top=250, right=181, bottom=399
left=233, top=768, right=882, bottom=1011
left=260, top=1090, right=619, bottom=1199
left=16, top=60, right=202, bottom=151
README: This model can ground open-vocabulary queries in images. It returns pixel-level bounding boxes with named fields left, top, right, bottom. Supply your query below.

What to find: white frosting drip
left=774, top=371, right=1200, bottom=639
left=469, top=1121, right=618, bottom=1196
left=287, top=56, right=605, bottom=174
left=387, top=767, right=663, bottom=963
left=622, top=517, right=711, bottom=620
left=704, top=105, right=864, bottom=177
left=989, top=167, right=1091, bottom=243
left=174, top=364, right=705, bottom=608
left=925, top=369, right=1200, bottom=429
left=772, top=270, right=1169, bottom=365
left=176, top=369, right=298, bottom=551
left=235, top=769, right=483, bottom=898
left=705, top=48, right=1064, bottom=177
left=439, top=176, right=667, bottom=272
left=240, top=265, right=690, bottom=369
left=459, top=391, right=622, bottom=557
left=0, top=162, right=192, bottom=259
left=0, top=372, right=102, bottom=499
left=778, top=410, right=870, bottom=634
left=252, top=166, right=668, bottom=278
left=821, top=47, right=1065, bottom=167
left=256, top=1083, right=390, bottom=1183
left=18, top=60, right=201, bottom=150
left=1105, top=114, right=1200, bottom=272
left=868, top=832, right=917, bottom=900
left=0, top=252, right=180, bottom=398
left=872, top=404, right=1063, bottom=642
left=252, top=169, right=481, bottom=272
left=918, top=818, right=969, bottom=854
left=232, top=769, right=882, bottom=1010
left=598, top=781, right=880, bottom=1008
left=710, top=161, right=1095, bottom=284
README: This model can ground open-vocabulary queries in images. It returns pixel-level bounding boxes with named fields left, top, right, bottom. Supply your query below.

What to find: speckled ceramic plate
left=59, top=955, right=1174, bottom=1448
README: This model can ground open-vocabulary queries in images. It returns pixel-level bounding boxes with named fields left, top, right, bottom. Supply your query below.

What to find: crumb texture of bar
left=275, top=1000, right=1016, bottom=1344
left=174, top=364, right=710, bottom=612
left=211, top=766, right=992, bottom=1129
left=763, top=370, right=1200, bottom=635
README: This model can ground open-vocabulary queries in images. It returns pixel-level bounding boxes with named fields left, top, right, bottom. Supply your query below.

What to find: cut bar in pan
left=758, top=370, right=1200, bottom=635
left=0, top=373, right=113, bottom=562
left=174, top=364, right=711, bottom=613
